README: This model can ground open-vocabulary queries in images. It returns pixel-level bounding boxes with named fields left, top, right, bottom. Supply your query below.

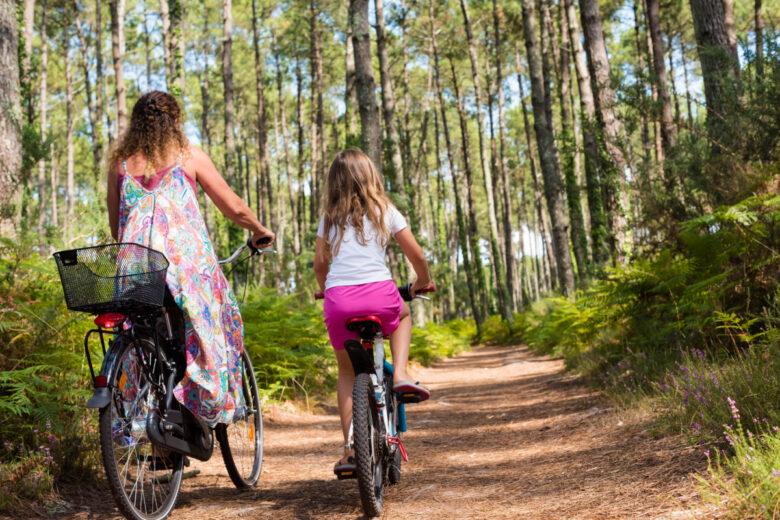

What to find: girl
left=314, top=149, right=434, bottom=475
left=107, top=91, right=274, bottom=426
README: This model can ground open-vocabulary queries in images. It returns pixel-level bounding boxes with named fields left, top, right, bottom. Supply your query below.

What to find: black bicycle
left=53, top=239, right=272, bottom=520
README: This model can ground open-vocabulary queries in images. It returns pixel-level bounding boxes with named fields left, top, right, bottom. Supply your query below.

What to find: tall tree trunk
left=755, top=0, right=763, bottom=78
left=458, top=0, right=511, bottom=321
left=449, top=57, right=489, bottom=319
left=169, top=0, right=184, bottom=98
left=430, top=0, right=481, bottom=334
left=645, top=0, right=676, bottom=157
left=521, top=0, right=576, bottom=295
left=65, top=30, right=75, bottom=235
left=345, top=25, right=358, bottom=140
left=295, top=59, right=308, bottom=233
left=274, top=30, right=301, bottom=255
left=21, top=0, right=34, bottom=125
left=349, top=0, right=382, bottom=170
left=96, top=0, right=112, bottom=145
left=632, top=0, right=652, bottom=177
left=143, top=4, right=152, bottom=89
left=37, top=0, right=48, bottom=244
left=198, top=5, right=214, bottom=243
left=400, top=0, right=412, bottom=174
left=109, top=0, right=127, bottom=136
left=161, top=0, right=172, bottom=81
left=492, top=0, right=517, bottom=309
left=579, top=0, right=630, bottom=264
left=552, top=0, right=588, bottom=281
left=565, top=0, right=608, bottom=265
left=252, top=0, right=271, bottom=227
left=689, top=0, right=741, bottom=142
left=222, top=0, right=236, bottom=187
left=375, top=0, right=406, bottom=201
left=681, top=39, right=694, bottom=127
left=75, top=7, right=102, bottom=179
left=668, top=37, right=680, bottom=123
left=0, top=0, right=21, bottom=221
left=309, top=1, right=323, bottom=222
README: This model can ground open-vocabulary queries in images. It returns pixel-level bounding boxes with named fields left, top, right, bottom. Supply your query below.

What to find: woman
left=106, top=91, right=274, bottom=426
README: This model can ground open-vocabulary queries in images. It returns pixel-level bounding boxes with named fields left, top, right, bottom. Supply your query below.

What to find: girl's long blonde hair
left=322, top=149, right=391, bottom=256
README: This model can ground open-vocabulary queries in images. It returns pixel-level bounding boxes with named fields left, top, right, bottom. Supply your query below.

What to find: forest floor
left=45, top=345, right=716, bottom=519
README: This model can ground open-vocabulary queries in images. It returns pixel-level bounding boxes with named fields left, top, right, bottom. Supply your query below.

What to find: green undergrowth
left=483, top=194, right=780, bottom=514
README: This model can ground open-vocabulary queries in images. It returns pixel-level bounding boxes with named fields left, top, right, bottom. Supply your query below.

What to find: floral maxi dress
left=117, top=158, right=243, bottom=426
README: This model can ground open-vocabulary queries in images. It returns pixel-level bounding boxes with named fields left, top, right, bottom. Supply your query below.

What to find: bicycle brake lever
left=414, top=295, right=431, bottom=301
left=258, top=248, right=277, bottom=254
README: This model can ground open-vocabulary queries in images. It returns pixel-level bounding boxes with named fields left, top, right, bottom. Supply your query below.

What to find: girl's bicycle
left=315, top=283, right=435, bottom=517
left=53, top=239, right=272, bottom=520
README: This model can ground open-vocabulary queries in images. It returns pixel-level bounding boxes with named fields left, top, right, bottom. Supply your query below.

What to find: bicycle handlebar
left=218, top=237, right=275, bottom=265
left=314, top=283, right=436, bottom=302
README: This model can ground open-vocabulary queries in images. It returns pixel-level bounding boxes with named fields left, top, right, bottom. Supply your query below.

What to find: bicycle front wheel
left=217, top=349, right=263, bottom=488
left=99, top=337, right=183, bottom=520
left=353, top=372, right=385, bottom=517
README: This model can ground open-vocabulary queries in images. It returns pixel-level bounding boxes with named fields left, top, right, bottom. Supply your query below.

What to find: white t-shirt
left=317, top=205, right=408, bottom=289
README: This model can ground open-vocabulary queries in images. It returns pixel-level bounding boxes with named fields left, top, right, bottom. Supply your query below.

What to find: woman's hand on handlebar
left=410, top=279, right=436, bottom=297
left=251, top=228, right=275, bottom=249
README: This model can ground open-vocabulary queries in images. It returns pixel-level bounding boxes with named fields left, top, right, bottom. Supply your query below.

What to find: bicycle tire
left=353, top=372, right=384, bottom=517
left=99, top=336, right=183, bottom=520
left=217, top=349, right=263, bottom=488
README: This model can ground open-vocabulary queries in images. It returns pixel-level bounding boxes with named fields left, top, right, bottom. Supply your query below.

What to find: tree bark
left=755, top=0, right=763, bottom=78
left=37, top=0, right=48, bottom=243
left=459, top=0, right=511, bottom=321
left=689, top=0, right=741, bottom=141
left=295, top=59, right=307, bottom=231
left=0, top=0, right=21, bottom=220
left=96, top=0, right=112, bottom=144
left=169, top=0, right=184, bottom=98
left=309, top=0, right=324, bottom=221
left=492, top=0, right=517, bottom=309
left=65, top=29, right=75, bottom=233
left=375, top=0, right=406, bottom=201
left=222, top=0, right=237, bottom=187
left=349, top=0, right=382, bottom=170
left=645, top=0, right=676, bottom=157
left=252, top=0, right=271, bottom=227
left=579, top=0, right=630, bottom=264
left=21, top=0, right=34, bottom=125
left=430, top=0, right=482, bottom=333
left=551, top=0, right=588, bottom=281
left=565, top=0, right=607, bottom=265
left=161, top=0, right=172, bottom=81
left=345, top=24, right=358, bottom=140
left=109, top=0, right=127, bottom=136
left=521, top=0, right=575, bottom=295
left=681, top=39, right=694, bottom=127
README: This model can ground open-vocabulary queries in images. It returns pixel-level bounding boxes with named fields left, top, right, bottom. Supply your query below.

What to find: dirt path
left=58, top=345, right=709, bottom=519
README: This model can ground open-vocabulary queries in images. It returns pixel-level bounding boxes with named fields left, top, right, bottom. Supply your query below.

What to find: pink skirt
left=323, top=280, right=404, bottom=350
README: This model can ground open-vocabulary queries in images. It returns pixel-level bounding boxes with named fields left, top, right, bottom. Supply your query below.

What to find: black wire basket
left=53, top=243, right=169, bottom=315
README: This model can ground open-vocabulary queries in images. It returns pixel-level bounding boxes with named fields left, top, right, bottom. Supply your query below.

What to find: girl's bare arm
left=394, top=227, right=433, bottom=294
left=314, top=237, right=330, bottom=291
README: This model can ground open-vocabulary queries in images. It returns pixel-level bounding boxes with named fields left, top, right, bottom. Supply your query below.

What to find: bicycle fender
left=85, top=334, right=127, bottom=409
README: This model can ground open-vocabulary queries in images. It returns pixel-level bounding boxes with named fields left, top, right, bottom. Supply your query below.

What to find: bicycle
left=315, top=283, right=435, bottom=517
left=53, top=238, right=273, bottom=520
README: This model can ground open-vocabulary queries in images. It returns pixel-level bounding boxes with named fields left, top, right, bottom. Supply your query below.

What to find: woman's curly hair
left=107, top=91, right=189, bottom=179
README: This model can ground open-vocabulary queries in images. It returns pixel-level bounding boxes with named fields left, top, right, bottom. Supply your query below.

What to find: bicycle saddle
left=346, top=315, right=383, bottom=341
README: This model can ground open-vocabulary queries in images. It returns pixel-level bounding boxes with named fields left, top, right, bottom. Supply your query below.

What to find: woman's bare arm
left=187, top=147, right=274, bottom=246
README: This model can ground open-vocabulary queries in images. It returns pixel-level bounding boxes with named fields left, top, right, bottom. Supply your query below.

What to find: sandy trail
left=54, top=345, right=708, bottom=519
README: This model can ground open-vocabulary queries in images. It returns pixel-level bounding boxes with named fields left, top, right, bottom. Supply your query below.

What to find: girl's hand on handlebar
left=410, top=279, right=435, bottom=297
left=251, top=228, right=275, bottom=249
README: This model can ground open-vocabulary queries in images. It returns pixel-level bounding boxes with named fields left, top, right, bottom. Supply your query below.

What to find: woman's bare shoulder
left=183, top=146, right=212, bottom=179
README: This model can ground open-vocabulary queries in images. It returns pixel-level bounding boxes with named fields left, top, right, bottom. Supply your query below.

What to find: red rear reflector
left=95, top=375, right=107, bottom=387
left=94, top=313, right=125, bottom=329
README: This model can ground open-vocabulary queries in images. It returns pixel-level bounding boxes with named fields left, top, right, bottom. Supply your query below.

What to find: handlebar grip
left=247, top=236, right=272, bottom=254
left=416, top=283, right=437, bottom=294
left=314, top=291, right=325, bottom=300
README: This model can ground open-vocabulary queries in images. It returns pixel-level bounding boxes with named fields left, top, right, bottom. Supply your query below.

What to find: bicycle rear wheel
left=217, top=349, right=263, bottom=488
left=353, top=372, right=385, bottom=517
left=99, top=337, right=183, bottom=520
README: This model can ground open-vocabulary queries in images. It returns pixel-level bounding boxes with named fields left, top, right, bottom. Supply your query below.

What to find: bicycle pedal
left=398, top=393, right=422, bottom=404
left=335, top=470, right=357, bottom=480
